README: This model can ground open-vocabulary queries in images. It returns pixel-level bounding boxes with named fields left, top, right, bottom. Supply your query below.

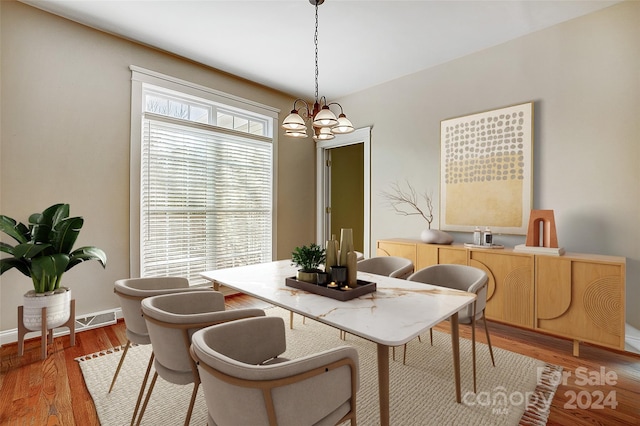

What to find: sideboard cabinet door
left=376, top=239, right=417, bottom=266
left=416, top=244, right=466, bottom=270
left=469, top=250, right=535, bottom=328
left=536, top=256, right=625, bottom=351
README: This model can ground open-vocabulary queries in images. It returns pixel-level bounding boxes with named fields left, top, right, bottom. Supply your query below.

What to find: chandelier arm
left=326, top=102, right=345, bottom=114
left=292, top=98, right=312, bottom=117
left=318, top=96, right=330, bottom=108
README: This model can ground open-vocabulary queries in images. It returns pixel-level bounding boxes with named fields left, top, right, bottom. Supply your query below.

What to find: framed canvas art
left=440, top=102, right=533, bottom=234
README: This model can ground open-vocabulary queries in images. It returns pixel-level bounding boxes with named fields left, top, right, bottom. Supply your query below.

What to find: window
left=130, top=67, right=278, bottom=285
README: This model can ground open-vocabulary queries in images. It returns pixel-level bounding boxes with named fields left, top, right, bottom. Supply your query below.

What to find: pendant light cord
left=314, top=1, right=319, bottom=105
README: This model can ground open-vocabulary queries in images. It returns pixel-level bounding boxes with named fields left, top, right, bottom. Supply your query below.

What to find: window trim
left=129, top=65, right=279, bottom=278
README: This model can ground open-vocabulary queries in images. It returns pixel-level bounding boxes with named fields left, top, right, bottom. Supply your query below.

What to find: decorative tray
left=463, top=243, right=504, bottom=249
left=285, top=277, right=376, bottom=302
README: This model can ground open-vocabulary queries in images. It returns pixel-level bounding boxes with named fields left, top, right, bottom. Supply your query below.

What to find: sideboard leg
left=573, top=339, right=580, bottom=357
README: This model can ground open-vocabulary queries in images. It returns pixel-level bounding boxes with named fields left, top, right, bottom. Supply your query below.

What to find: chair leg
left=131, top=352, right=155, bottom=426
left=135, top=371, right=159, bottom=426
left=392, top=346, right=395, bottom=361
left=483, top=314, right=496, bottom=367
left=184, top=382, right=200, bottom=426
left=471, top=316, right=477, bottom=394
left=109, top=340, right=131, bottom=393
left=403, top=343, right=407, bottom=365
left=429, top=328, right=433, bottom=346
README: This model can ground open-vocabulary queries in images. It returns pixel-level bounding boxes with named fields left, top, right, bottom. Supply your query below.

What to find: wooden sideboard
left=377, top=238, right=626, bottom=355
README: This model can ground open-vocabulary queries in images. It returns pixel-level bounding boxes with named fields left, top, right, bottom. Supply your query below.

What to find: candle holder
left=331, top=266, right=347, bottom=286
left=316, top=272, right=330, bottom=286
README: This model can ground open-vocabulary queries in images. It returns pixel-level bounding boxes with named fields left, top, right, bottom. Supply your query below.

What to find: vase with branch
left=380, top=180, right=453, bottom=244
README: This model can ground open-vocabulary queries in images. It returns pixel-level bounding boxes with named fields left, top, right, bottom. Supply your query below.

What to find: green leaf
left=31, top=254, right=69, bottom=292
left=0, top=242, right=16, bottom=255
left=0, top=215, right=30, bottom=244
left=12, top=243, right=51, bottom=259
left=30, top=203, right=68, bottom=244
left=67, top=246, right=107, bottom=270
left=50, top=204, right=70, bottom=227
left=0, top=258, right=31, bottom=277
left=53, top=217, right=83, bottom=254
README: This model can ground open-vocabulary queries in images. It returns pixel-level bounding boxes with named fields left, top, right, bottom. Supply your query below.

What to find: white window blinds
left=141, top=115, right=273, bottom=285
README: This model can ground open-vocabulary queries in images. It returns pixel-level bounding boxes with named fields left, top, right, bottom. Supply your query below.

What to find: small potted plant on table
left=291, top=243, right=326, bottom=284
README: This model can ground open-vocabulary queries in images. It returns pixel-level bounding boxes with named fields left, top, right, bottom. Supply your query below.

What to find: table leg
left=450, top=311, right=462, bottom=403
left=377, top=343, right=390, bottom=426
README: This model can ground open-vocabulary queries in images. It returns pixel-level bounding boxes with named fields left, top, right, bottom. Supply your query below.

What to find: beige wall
left=2, top=0, right=639, bottom=334
left=336, top=1, right=640, bottom=327
left=0, top=0, right=316, bottom=331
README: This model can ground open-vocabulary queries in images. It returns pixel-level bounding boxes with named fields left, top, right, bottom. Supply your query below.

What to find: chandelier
left=281, top=0, right=355, bottom=141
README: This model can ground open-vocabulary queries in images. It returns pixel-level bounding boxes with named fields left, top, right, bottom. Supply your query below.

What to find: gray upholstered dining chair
left=407, top=264, right=495, bottom=392
left=110, top=277, right=205, bottom=393
left=190, top=316, right=359, bottom=426
left=357, top=256, right=414, bottom=279
left=136, top=290, right=266, bottom=426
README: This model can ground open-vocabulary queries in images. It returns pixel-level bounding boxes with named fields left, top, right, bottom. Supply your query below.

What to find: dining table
left=201, top=259, right=476, bottom=426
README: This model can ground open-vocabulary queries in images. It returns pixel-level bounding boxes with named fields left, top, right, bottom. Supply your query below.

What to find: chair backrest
left=142, top=291, right=265, bottom=384
left=191, top=316, right=359, bottom=426
left=357, top=256, right=414, bottom=279
left=114, top=277, right=195, bottom=342
left=407, top=264, right=488, bottom=322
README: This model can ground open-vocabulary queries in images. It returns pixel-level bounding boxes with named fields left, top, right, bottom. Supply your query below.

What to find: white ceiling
left=21, top=0, right=620, bottom=100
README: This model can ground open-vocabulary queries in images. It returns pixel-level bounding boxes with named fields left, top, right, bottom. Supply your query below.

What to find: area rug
left=78, top=307, right=561, bottom=425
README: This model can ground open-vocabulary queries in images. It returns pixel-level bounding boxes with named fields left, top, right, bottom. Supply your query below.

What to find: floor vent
left=74, top=311, right=117, bottom=332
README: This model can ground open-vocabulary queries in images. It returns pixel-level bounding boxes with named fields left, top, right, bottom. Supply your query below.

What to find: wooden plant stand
left=17, top=299, right=76, bottom=360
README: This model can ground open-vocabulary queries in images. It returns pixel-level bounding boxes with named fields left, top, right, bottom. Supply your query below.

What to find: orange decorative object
left=525, top=210, right=559, bottom=248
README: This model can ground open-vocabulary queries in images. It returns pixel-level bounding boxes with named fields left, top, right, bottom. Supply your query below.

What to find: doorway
left=316, top=127, right=371, bottom=257
left=329, top=144, right=364, bottom=252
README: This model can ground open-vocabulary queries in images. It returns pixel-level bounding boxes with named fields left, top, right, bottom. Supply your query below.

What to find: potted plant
left=0, top=203, right=107, bottom=331
left=291, top=243, right=326, bottom=283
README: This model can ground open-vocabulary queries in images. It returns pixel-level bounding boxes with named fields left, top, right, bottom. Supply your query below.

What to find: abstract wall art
left=440, top=102, right=533, bottom=234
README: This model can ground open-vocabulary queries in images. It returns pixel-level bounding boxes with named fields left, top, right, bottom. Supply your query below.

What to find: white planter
left=420, top=229, right=454, bottom=245
left=22, top=288, right=72, bottom=331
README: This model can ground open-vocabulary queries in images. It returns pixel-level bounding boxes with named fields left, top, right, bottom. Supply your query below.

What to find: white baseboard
left=0, top=307, right=122, bottom=346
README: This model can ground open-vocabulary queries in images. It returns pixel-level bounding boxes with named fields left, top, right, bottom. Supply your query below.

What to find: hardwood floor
left=1, top=293, right=639, bottom=425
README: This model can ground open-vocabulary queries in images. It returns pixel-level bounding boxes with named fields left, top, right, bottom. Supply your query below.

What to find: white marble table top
left=201, top=260, right=476, bottom=347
